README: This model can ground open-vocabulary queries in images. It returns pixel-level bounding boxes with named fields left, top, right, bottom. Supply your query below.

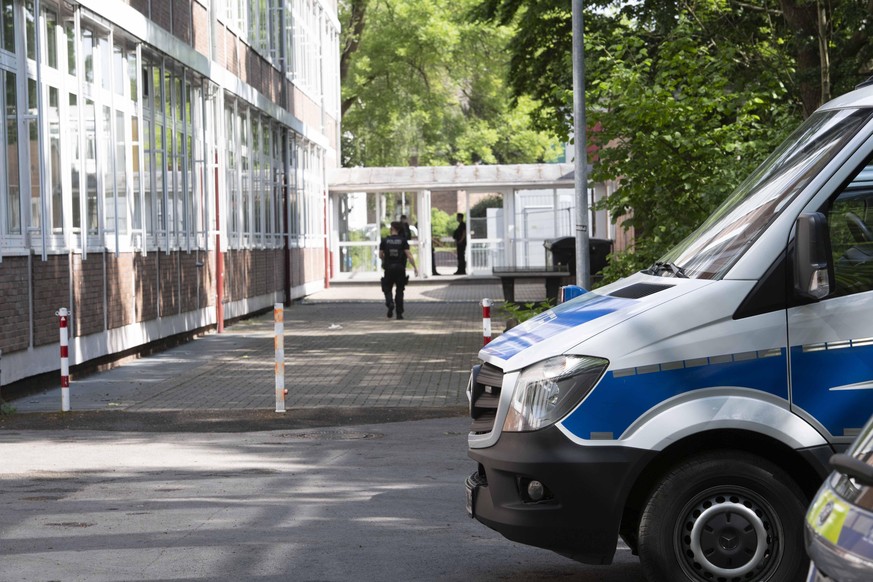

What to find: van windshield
left=655, top=108, right=873, bottom=279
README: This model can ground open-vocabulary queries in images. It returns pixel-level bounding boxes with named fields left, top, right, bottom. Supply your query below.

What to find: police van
left=465, top=81, right=873, bottom=582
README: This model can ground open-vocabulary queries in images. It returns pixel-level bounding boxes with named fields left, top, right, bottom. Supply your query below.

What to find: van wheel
left=638, top=451, right=807, bottom=582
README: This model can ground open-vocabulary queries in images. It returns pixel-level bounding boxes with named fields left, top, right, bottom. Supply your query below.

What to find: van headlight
left=503, top=355, right=608, bottom=432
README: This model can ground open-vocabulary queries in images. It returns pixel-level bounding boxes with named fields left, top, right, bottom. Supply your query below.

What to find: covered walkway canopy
left=327, top=163, right=609, bottom=280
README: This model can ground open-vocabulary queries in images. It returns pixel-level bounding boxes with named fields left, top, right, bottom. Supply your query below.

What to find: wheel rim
left=675, top=487, right=781, bottom=581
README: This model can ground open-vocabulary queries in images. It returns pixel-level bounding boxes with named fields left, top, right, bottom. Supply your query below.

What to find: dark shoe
left=396, top=313, right=404, bottom=320
left=387, top=308, right=393, bottom=318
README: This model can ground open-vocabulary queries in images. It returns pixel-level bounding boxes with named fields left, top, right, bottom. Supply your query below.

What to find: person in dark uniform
left=399, top=214, right=413, bottom=240
left=453, top=212, right=467, bottom=275
left=380, top=221, right=418, bottom=319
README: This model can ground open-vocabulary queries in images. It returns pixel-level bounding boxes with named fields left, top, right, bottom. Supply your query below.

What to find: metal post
left=482, top=298, right=492, bottom=345
left=57, top=307, right=70, bottom=411
left=572, top=0, right=591, bottom=289
left=274, top=303, right=286, bottom=413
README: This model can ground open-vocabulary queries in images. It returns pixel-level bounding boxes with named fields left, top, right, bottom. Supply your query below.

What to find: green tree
left=470, top=194, right=503, bottom=218
left=472, top=0, right=873, bottom=279
left=587, top=7, right=799, bottom=278
left=339, top=0, right=562, bottom=167
left=431, top=208, right=455, bottom=241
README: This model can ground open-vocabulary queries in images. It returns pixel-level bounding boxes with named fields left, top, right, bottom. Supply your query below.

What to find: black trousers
left=456, top=243, right=467, bottom=274
left=381, top=268, right=407, bottom=314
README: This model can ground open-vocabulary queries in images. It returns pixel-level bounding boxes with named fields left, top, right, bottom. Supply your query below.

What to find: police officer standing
left=380, top=221, right=418, bottom=319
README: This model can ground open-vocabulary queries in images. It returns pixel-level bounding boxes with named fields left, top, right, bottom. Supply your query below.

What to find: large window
left=0, top=0, right=333, bottom=261
left=142, top=57, right=205, bottom=252
left=223, top=0, right=283, bottom=65
left=288, top=137, right=324, bottom=246
left=2, top=69, right=20, bottom=241
left=225, top=99, right=286, bottom=249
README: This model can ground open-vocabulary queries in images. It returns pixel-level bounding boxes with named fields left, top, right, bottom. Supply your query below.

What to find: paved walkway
left=3, top=276, right=551, bottom=422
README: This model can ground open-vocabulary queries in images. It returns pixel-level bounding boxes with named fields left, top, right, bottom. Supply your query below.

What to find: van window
left=828, top=164, right=873, bottom=296
left=660, top=108, right=873, bottom=280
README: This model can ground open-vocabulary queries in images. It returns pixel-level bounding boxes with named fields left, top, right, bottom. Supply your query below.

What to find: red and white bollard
left=482, top=298, right=492, bottom=345
left=57, top=307, right=70, bottom=412
left=274, top=303, right=286, bottom=413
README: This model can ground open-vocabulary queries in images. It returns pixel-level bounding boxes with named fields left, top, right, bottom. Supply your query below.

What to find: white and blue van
left=465, top=81, right=873, bottom=582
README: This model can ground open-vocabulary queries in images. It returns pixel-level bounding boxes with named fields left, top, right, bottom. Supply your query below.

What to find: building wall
left=0, top=0, right=339, bottom=388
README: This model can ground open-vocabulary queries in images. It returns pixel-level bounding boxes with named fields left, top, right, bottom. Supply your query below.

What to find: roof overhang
left=328, top=163, right=577, bottom=193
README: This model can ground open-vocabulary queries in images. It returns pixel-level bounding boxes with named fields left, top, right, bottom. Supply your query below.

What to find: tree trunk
left=780, top=0, right=824, bottom=117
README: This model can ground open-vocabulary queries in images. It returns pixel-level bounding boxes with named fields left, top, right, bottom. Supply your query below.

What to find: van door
left=789, top=163, right=873, bottom=444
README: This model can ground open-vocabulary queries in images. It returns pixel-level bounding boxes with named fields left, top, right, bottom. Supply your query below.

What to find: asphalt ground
left=0, top=275, right=549, bottom=432
left=0, top=276, right=647, bottom=581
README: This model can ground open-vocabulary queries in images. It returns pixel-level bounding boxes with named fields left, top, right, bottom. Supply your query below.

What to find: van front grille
left=469, top=362, right=504, bottom=434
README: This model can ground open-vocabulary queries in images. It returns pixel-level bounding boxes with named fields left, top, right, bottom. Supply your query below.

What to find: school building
left=0, top=0, right=340, bottom=387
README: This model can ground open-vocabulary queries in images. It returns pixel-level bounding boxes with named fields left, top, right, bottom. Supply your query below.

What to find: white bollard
left=274, top=303, right=286, bottom=413
left=57, top=308, right=70, bottom=412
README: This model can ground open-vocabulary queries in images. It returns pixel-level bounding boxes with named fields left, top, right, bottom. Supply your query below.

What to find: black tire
left=638, top=451, right=808, bottom=582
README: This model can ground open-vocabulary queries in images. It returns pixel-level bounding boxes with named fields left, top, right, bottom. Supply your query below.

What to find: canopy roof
left=328, top=163, right=576, bottom=193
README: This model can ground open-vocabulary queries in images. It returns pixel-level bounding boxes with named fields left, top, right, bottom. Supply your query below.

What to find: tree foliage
left=470, top=194, right=504, bottom=218
left=339, top=0, right=562, bottom=167
left=473, top=0, right=873, bottom=280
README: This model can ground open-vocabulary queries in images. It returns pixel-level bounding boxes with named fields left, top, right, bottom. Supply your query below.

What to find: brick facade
left=134, top=253, right=160, bottom=323
left=106, top=253, right=135, bottom=330
left=72, top=254, right=106, bottom=338
left=0, top=257, right=31, bottom=353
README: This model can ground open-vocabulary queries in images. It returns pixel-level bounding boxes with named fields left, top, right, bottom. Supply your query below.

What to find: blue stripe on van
left=481, top=294, right=633, bottom=360
left=790, top=342, right=873, bottom=437
left=560, top=349, right=789, bottom=440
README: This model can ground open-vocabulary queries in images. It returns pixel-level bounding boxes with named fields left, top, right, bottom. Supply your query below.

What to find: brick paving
left=9, top=276, right=554, bottom=415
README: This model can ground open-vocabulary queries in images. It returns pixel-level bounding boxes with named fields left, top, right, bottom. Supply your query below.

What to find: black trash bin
left=544, top=237, right=612, bottom=278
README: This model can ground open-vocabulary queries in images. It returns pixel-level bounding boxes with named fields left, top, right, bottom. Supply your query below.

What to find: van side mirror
left=794, top=213, right=832, bottom=300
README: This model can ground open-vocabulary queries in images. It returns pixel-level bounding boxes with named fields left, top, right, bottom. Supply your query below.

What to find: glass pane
left=99, top=36, right=111, bottom=91
left=85, top=99, right=97, bottom=234
left=69, top=93, right=80, bottom=229
left=102, top=106, right=111, bottom=232
left=50, top=122, right=61, bottom=230
left=2, top=0, right=15, bottom=53
left=28, top=118, right=40, bottom=230
left=131, top=116, right=140, bottom=231
left=164, top=70, right=172, bottom=119
left=115, top=110, right=127, bottom=234
left=48, top=87, right=61, bottom=231
left=153, top=66, right=161, bottom=113
left=65, top=20, right=76, bottom=75
left=25, top=0, right=34, bottom=60
left=155, top=150, right=164, bottom=231
left=82, top=28, right=94, bottom=83
left=45, top=8, right=57, bottom=69
left=27, top=78, right=36, bottom=113
left=128, top=50, right=137, bottom=100
left=5, top=70, right=20, bottom=234
left=142, top=119, right=151, bottom=232
left=113, top=44, right=124, bottom=95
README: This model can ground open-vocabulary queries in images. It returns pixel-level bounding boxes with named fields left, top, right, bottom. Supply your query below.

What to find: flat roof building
left=0, top=0, right=340, bottom=386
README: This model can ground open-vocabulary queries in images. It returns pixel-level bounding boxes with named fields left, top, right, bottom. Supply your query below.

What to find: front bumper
left=466, top=425, right=654, bottom=564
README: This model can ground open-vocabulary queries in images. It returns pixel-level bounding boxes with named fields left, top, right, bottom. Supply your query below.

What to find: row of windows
left=220, top=0, right=340, bottom=118
left=0, top=1, right=329, bottom=259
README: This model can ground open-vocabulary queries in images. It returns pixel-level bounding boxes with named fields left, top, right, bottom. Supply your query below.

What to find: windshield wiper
left=645, top=261, right=689, bottom=278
